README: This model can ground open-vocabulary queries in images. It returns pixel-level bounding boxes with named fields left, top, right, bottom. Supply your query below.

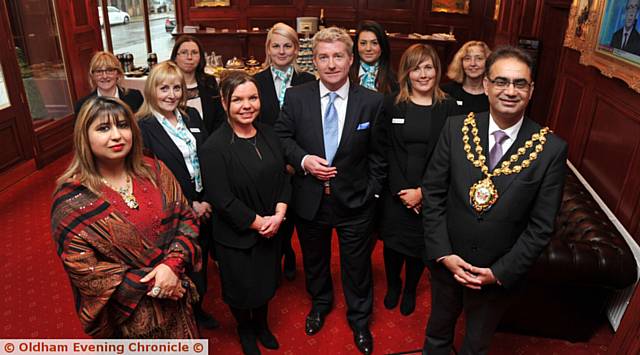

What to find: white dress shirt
left=301, top=80, right=350, bottom=169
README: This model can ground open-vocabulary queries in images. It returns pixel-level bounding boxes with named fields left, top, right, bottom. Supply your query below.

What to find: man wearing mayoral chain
left=421, top=46, right=568, bottom=355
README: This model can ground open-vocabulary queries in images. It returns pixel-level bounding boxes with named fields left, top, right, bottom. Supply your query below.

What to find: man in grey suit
left=422, top=46, right=568, bottom=355
left=275, top=27, right=386, bottom=355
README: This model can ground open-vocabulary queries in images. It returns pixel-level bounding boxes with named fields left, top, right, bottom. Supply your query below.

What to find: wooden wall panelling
left=547, top=74, right=586, bottom=162
left=528, top=0, right=571, bottom=126
left=0, top=120, right=25, bottom=171
left=518, top=0, right=543, bottom=38
left=579, top=95, right=640, bottom=220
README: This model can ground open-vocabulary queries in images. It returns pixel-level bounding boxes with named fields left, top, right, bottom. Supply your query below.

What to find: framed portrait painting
left=564, top=0, right=640, bottom=92
left=194, top=0, right=231, bottom=6
left=431, top=0, right=470, bottom=15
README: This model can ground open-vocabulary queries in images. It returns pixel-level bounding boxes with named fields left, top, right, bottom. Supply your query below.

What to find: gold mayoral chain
left=102, top=175, right=139, bottom=209
left=461, top=112, right=550, bottom=213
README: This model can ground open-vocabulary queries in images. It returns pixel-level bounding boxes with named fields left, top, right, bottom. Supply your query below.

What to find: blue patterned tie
left=323, top=92, right=339, bottom=165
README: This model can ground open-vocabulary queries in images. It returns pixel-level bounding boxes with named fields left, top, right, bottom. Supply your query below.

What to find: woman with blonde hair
left=442, top=40, right=492, bottom=114
left=253, top=22, right=314, bottom=282
left=75, top=51, right=143, bottom=114
left=52, top=96, right=201, bottom=338
left=377, top=44, right=456, bottom=315
left=137, top=61, right=218, bottom=329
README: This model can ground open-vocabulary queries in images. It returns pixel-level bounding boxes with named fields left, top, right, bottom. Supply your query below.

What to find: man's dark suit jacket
left=610, top=28, right=640, bottom=55
left=422, top=112, right=568, bottom=288
left=274, top=80, right=387, bottom=221
left=380, top=96, right=457, bottom=194
left=254, top=68, right=316, bottom=126
left=74, top=87, right=144, bottom=115
left=194, top=74, right=227, bottom=134
left=138, top=107, right=208, bottom=203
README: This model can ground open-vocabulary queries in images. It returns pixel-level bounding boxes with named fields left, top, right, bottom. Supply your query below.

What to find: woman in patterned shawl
left=51, top=97, right=202, bottom=338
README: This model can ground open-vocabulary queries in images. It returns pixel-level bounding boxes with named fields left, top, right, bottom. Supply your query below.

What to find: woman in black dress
left=171, top=35, right=227, bottom=133
left=75, top=51, right=143, bottom=114
left=378, top=44, right=456, bottom=315
left=253, top=22, right=315, bottom=281
left=136, top=61, right=219, bottom=329
left=200, top=71, right=290, bottom=355
left=349, top=20, right=398, bottom=95
left=441, top=41, right=492, bottom=115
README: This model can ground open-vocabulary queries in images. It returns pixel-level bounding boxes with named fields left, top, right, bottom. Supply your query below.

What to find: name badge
left=456, top=100, right=463, bottom=106
left=189, top=128, right=201, bottom=133
left=357, top=122, right=370, bottom=130
left=392, top=118, right=405, bottom=124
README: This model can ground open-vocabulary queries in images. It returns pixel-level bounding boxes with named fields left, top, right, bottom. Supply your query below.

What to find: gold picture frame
left=564, top=0, right=640, bottom=92
left=431, top=0, right=470, bottom=15
left=194, top=0, right=230, bottom=6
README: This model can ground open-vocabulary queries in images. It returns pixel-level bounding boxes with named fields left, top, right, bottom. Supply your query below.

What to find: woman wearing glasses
left=171, top=35, right=227, bottom=134
left=441, top=41, right=492, bottom=115
left=254, top=22, right=314, bottom=281
left=75, top=51, right=144, bottom=115
left=377, top=44, right=456, bottom=316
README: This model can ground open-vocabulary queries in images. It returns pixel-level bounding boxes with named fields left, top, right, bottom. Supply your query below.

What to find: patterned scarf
left=272, top=66, right=293, bottom=108
left=359, top=62, right=379, bottom=91
left=157, top=111, right=202, bottom=192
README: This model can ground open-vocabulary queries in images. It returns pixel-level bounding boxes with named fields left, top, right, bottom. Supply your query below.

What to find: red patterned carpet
left=0, top=155, right=613, bottom=354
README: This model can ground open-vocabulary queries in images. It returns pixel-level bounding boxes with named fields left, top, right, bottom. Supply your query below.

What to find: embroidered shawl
left=50, top=159, right=202, bottom=338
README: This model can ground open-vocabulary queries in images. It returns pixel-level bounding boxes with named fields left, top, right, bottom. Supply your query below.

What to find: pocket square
left=357, top=122, right=370, bottom=130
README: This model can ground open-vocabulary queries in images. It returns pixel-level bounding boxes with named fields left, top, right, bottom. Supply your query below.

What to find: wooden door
left=0, top=0, right=35, bottom=184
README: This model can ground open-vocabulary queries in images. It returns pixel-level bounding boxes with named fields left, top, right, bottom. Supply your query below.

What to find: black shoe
left=353, top=328, right=373, bottom=355
left=400, top=291, right=416, bottom=316
left=304, top=311, right=325, bottom=335
left=383, top=285, right=401, bottom=309
left=238, top=326, right=260, bottom=355
left=196, top=310, right=220, bottom=329
left=256, top=327, right=279, bottom=350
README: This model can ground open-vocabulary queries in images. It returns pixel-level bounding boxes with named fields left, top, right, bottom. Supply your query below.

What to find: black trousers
left=295, top=195, right=375, bottom=330
left=279, top=211, right=296, bottom=272
left=383, top=246, right=425, bottom=294
left=423, top=262, right=515, bottom=355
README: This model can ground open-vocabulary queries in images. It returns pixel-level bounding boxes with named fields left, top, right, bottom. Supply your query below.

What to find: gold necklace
left=102, top=175, right=139, bottom=209
left=461, top=112, right=549, bottom=213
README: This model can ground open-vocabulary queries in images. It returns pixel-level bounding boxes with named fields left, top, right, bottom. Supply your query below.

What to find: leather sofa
left=499, top=171, right=638, bottom=341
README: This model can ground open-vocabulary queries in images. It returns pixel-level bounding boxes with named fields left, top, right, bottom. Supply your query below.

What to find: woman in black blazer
left=74, top=51, right=143, bottom=115
left=171, top=35, right=227, bottom=134
left=200, top=71, right=290, bottom=355
left=136, top=61, right=218, bottom=330
left=441, top=41, right=492, bottom=115
left=378, top=44, right=457, bottom=316
left=349, top=20, right=399, bottom=95
left=253, top=22, right=314, bottom=281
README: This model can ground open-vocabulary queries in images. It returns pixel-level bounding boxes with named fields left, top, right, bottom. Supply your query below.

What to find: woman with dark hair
left=171, top=35, right=226, bottom=133
left=136, top=61, right=219, bottom=329
left=52, top=97, right=201, bottom=338
left=200, top=71, right=290, bottom=355
left=349, top=20, right=398, bottom=95
left=254, top=22, right=315, bottom=281
left=441, top=41, right=492, bottom=114
left=377, top=44, right=456, bottom=315
left=75, top=51, right=143, bottom=114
